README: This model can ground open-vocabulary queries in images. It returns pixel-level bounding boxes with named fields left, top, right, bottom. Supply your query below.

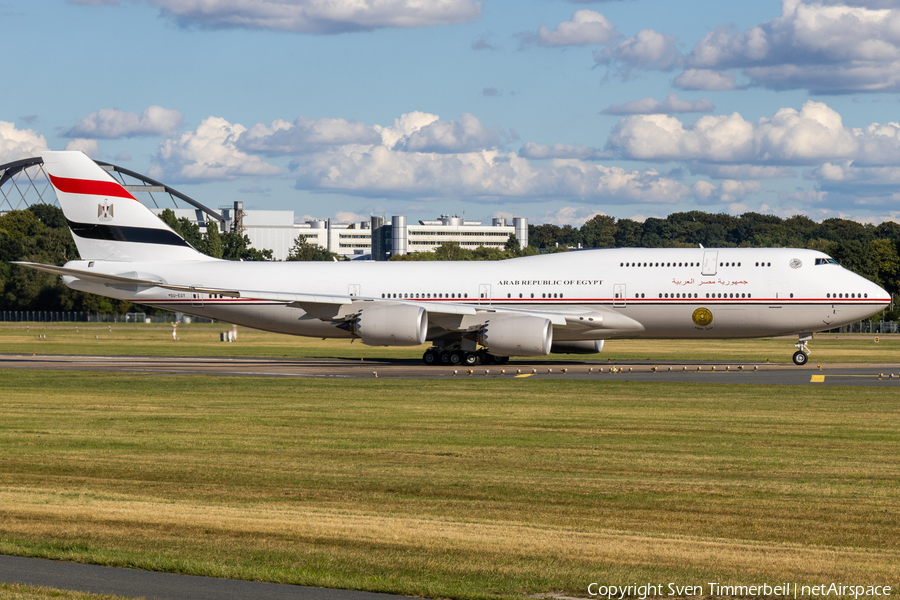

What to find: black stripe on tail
left=67, top=220, right=193, bottom=248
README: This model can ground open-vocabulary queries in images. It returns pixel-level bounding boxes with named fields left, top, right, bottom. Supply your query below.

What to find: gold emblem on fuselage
left=692, top=307, right=713, bottom=327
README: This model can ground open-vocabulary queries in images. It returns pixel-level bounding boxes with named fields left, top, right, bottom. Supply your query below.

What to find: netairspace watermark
left=587, top=583, right=893, bottom=599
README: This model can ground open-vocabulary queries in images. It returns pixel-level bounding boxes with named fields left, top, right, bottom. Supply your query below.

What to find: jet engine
left=550, top=340, right=605, bottom=354
left=477, top=316, right=553, bottom=357
left=348, top=304, right=428, bottom=346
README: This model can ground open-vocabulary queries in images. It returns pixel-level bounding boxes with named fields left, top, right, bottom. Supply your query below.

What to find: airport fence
left=0, top=311, right=214, bottom=324
left=825, top=320, right=899, bottom=334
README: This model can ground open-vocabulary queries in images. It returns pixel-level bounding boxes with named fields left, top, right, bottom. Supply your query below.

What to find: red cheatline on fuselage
left=48, top=174, right=136, bottom=200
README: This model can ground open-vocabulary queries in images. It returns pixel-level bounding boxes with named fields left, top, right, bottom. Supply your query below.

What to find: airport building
left=153, top=205, right=527, bottom=261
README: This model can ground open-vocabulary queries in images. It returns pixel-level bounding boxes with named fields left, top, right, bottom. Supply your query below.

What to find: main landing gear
left=422, top=347, right=509, bottom=366
left=792, top=333, right=812, bottom=366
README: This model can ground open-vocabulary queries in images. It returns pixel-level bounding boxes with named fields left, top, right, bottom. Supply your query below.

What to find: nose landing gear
left=792, top=333, right=812, bottom=366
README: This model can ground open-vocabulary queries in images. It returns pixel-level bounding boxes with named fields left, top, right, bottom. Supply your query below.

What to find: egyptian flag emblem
left=98, top=202, right=114, bottom=221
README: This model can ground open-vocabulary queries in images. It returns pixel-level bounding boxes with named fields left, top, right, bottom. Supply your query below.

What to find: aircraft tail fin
left=42, top=151, right=211, bottom=262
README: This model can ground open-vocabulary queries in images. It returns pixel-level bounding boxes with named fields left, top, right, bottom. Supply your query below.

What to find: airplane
left=14, top=151, right=892, bottom=367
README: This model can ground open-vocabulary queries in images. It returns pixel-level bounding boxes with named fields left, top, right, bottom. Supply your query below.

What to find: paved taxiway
left=2, top=353, right=899, bottom=385
left=0, top=554, right=417, bottom=600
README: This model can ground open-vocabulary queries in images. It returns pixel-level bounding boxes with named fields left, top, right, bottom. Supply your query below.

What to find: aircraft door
left=191, top=292, right=204, bottom=308
left=349, top=284, right=360, bottom=297
left=479, top=284, right=491, bottom=305
left=613, top=283, right=626, bottom=308
left=702, top=251, right=718, bottom=276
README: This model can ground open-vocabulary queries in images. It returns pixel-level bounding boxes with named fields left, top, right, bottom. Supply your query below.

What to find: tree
left=580, top=215, right=616, bottom=248
left=157, top=209, right=181, bottom=235
left=177, top=217, right=203, bottom=249
left=434, top=241, right=466, bottom=261
left=504, top=233, right=521, bottom=253
left=286, top=234, right=335, bottom=261
left=614, top=219, right=643, bottom=247
left=28, top=204, right=69, bottom=230
left=221, top=232, right=273, bottom=261
left=203, top=220, right=224, bottom=259
left=870, top=238, right=900, bottom=295
left=529, top=223, right=561, bottom=249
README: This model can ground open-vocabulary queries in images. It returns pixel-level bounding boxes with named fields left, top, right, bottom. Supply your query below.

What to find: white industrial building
left=152, top=204, right=527, bottom=261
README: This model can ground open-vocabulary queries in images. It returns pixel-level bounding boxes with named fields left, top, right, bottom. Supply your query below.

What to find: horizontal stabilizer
left=13, top=262, right=240, bottom=297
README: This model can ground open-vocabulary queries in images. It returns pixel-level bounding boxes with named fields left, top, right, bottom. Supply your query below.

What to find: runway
left=2, top=353, right=899, bottom=386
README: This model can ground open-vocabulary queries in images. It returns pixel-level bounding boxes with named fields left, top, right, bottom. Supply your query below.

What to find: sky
left=3, top=0, right=900, bottom=227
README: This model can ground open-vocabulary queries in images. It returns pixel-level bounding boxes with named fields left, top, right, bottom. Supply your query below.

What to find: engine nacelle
left=550, top=340, right=605, bottom=354
left=351, top=304, right=428, bottom=346
left=477, top=316, right=553, bottom=357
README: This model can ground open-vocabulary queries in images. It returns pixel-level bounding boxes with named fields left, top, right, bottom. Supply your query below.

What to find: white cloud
left=334, top=210, right=369, bottom=223
left=151, top=116, right=283, bottom=182
left=538, top=206, right=607, bottom=226
left=776, top=189, right=830, bottom=206
left=64, top=106, right=184, bottom=138
left=690, top=163, right=797, bottom=179
left=601, top=93, right=714, bottom=115
left=375, top=112, right=441, bottom=148
left=673, top=69, right=737, bottom=91
left=288, top=141, right=751, bottom=206
left=691, top=179, right=762, bottom=204
left=149, top=0, right=482, bottom=34
left=392, top=113, right=510, bottom=153
left=523, top=10, right=618, bottom=47
left=0, top=121, right=48, bottom=163
left=64, top=138, right=101, bottom=158
left=726, top=202, right=751, bottom=215
left=808, top=162, right=900, bottom=197
left=607, top=100, right=900, bottom=166
left=147, top=110, right=762, bottom=207
left=239, top=116, right=381, bottom=155
left=518, top=142, right=611, bottom=160
left=595, top=29, right=681, bottom=72
left=682, top=1, right=900, bottom=93
left=472, top=31, right=498, bottom=50
left=238, top=112, right=509, bottom=155
left=290, top=145, right=692, bottom=203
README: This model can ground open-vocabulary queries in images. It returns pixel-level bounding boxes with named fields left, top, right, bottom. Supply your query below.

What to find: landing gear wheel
left=492, top=355, right=510, bottom=365
left=423, top=349, right=439, bottom=365
left=448, top=351, right=463, bottom=366
left=478, top=351, right=494, bottom=365
left=462, top=352, right=479, bottom=366
left=792, top=350, right=809, bottom=366
left=440, top=351, right=452, bottom=365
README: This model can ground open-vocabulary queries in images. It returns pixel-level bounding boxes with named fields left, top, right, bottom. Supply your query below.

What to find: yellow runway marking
left=810, top=375, right=825, bottom=383
left=514, top=374, right=533, bottom=378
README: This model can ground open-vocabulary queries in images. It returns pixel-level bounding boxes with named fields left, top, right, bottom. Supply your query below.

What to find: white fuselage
left=62, top=247, right=890, bottom=342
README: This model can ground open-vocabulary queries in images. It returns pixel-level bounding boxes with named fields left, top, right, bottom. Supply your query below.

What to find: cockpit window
left=815, top=258, right=839, bottom=265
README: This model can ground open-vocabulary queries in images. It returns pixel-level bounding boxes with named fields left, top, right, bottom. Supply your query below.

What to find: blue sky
left=4, top=0, right=900, bottom=226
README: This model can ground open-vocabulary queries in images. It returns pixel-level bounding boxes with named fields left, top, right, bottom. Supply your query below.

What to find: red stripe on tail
left=49, top=174, right=136, bottom=200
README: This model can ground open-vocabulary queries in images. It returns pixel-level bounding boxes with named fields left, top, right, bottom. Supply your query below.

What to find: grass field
left=0, top=584, right=128, bottom=600
left=0, top=365, right=898, bottom=599
left=1, top=321, right=898, bottom=363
